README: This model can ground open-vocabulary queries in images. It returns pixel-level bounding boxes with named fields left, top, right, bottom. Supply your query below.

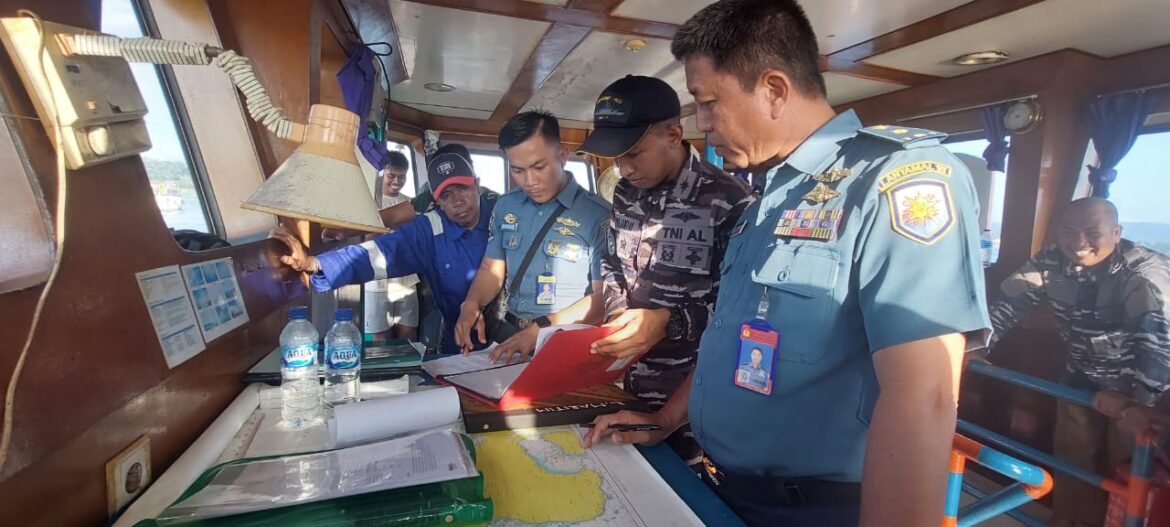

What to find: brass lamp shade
left=242, top=104, right=388, bottom=233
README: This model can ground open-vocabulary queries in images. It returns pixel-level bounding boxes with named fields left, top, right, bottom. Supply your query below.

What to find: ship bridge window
left=102, top=0, right=217, bottom=235
left=566, top=159, right=595, bottom=193
left=471, top=152, right=508, bottom=195
left=1091, top=129, right=1170, bottom=256
left=945, top=139, right=1008, bottom=266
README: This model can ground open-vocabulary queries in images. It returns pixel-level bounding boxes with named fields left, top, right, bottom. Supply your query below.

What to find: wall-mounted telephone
left=0, top=17, right=150, bottom=169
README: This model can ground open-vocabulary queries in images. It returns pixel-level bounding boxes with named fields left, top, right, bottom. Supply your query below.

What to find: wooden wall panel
left=0, top=1, right=312, bottom=525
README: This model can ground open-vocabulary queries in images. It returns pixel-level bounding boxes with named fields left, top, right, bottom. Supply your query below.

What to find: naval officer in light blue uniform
left=584, top=1, right=991, bottom=525
left=454, top=111, right=611, bottom=359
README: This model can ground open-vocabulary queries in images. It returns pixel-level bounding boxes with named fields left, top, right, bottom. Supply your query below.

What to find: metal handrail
left=962, top=361, right=1156, bottom=527
left=945, top=434, right=1053, bottom=527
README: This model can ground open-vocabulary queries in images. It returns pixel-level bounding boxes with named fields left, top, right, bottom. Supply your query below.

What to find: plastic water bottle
left=280, top=306, right=321, bottom=429
left=324, top=308, right=362, bottom=406
left=980, top=229, right=995, bottom=267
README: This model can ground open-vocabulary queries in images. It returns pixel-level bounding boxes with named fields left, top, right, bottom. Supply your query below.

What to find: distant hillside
left=142, top=157, right=192, bottom=182
left=1122, top=222, right=1170, bottom=255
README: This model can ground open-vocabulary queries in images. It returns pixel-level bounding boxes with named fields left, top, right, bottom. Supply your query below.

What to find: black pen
left=580, top=423, right=662, bottom=432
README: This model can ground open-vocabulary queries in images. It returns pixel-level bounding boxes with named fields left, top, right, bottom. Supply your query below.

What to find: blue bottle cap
left=288, top=306, right=309, bottom=320
left=335, top=308, right=353, bottom=322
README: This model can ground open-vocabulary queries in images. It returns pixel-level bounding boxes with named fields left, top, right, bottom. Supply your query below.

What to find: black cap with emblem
left=577, top=75, right=681, bottom=159
left=427, top=151, right=476, bottom=198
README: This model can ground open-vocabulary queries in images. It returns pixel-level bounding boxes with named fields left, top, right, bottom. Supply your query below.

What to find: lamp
left=60, top=28, right=389, bottom=233
left=240, top=105, right=385, bottom=232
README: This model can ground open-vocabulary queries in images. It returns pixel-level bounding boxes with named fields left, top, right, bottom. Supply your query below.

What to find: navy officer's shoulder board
left=857, top=124, right=947, bottom=149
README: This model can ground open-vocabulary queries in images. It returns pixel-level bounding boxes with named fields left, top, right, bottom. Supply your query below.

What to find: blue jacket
left=311, top=197, right=495, bottom=354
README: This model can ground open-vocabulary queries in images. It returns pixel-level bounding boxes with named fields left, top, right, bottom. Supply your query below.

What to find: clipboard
left=436, top=325, right=633, bottom=410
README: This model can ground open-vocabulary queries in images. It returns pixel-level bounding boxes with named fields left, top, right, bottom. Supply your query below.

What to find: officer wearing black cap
left=577, top=75, right=753, bottom=466
left=272, top=147, right=495, bottom=355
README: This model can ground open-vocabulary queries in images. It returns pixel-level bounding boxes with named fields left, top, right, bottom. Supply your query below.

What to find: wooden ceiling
left=339, top=0, right=1170, bottom=136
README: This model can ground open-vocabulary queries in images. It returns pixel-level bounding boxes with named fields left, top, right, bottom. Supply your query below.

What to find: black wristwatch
left=665, top=307, right=686, bottom=341
left=533, top=315, right=552, bottom=329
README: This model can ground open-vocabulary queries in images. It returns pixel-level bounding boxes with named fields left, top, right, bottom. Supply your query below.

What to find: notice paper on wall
left=136, top=265, right=205, bottom=368
left=181, top=257, right=248, bottom=343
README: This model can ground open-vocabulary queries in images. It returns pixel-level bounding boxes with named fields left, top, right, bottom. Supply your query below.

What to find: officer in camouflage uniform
left=984, top=197, right=1170, bottom=526
left=579, top=75, right=752, bottom=464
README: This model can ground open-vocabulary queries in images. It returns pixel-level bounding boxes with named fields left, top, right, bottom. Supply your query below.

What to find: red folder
left=437, top=325, right=633, bottom=410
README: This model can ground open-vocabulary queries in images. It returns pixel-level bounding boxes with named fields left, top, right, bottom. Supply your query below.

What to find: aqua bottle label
left=327, top=345, right=360, bottom=369
left=282, top=344, right=317, bottom=368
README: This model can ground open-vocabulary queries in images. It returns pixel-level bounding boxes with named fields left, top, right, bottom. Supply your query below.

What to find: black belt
left=703, top=456, right=861, bottom=508
left=504, top=312, right=533, bottom=330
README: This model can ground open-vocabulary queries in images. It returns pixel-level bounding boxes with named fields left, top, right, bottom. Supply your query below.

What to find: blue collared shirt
left=312, top=197, right=495, bottom=354
left=690, top=110, right=991, bottom=481
left=485, top=178, right=611, bottom=318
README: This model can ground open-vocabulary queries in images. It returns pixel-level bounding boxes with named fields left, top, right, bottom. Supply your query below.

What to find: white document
left=329, top=386, right=463, bottom=447
left=441, top=363, right=528, bottom=401
left=136, top=265, right=205, bottom=368
left=421, top=344, right=525, bottom=378
left=159, top=430, right=478, bottom=521
left=534, top=323, right=595, bottom=354
left=181, top=257, right=249, bottom=342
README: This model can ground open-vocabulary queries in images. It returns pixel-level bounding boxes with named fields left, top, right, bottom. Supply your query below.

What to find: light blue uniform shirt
left=485, top=178, right=611, bottom=319
left=690, top=110, right=991, bottom=481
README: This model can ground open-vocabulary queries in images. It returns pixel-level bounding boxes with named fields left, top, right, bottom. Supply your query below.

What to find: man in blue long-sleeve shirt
left=272, top=149, right=493, bottom=354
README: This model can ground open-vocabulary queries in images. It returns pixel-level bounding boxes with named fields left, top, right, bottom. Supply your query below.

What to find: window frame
left=941, top=134, right=1008, bottom=267
left=1085, top=126, right=1170, bottom=256
left=123, top=0, right=223, bottom=236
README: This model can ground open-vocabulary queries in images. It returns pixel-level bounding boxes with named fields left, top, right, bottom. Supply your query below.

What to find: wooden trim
left=821, top=56, right=939, bottom=86
left=840, top=49, right=1104, bottom=125
left=338, top=0, right=410, bottom=87
left=1096, top=43, right=1170, bottom=96
left=400, top=0, right=678, bottom=39
left=566, top=0, right=624, bottom=13
left=828, top=0, right=1047, bottom=63
left=490, top=24, right=591, bottom=121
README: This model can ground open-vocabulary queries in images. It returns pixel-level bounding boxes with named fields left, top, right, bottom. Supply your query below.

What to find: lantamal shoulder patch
left=886, top=179, right=954, bottom=245
left=877, top=161, right=953, bottom=192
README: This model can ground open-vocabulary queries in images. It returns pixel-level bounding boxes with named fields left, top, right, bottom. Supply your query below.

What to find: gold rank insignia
left=546, top=240, right=561, bottom=256
left=802, top=182, right=840, bottom=204
left=554, top=225, right=575, bottom=237
left=503, top=213, right=518, bottom=224
left=814, top=167, right=851, bottom=184
left=556, top=217, right=581, bottom=228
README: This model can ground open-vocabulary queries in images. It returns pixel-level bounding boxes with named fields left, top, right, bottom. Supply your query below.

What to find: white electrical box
left=0, top=17, right=150, bottom=169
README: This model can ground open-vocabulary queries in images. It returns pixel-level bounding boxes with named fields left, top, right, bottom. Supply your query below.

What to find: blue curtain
left=980, top=103, right=1010, bottom=172
left=1088, top=91, right=1156, bottom=198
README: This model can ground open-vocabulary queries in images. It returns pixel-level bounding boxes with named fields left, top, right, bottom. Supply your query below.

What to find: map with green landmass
left=472, top=426, right=648, bottom=526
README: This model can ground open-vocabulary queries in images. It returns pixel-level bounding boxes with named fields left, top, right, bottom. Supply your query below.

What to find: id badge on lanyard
left=734, top=290, right=780, bottom=395
left=536, top=272, right=557, bottom=305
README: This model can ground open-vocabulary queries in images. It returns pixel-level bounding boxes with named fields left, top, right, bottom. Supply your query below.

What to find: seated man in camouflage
left=981, top=197, right=1170, bottom=526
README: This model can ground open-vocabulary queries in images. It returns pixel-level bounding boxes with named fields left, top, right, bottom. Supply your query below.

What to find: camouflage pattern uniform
left=989, top=240, right=1170, bottom=522
left=989, top=240, right=1170, bottom=403
left=602, top=146, right=753, bottom=463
